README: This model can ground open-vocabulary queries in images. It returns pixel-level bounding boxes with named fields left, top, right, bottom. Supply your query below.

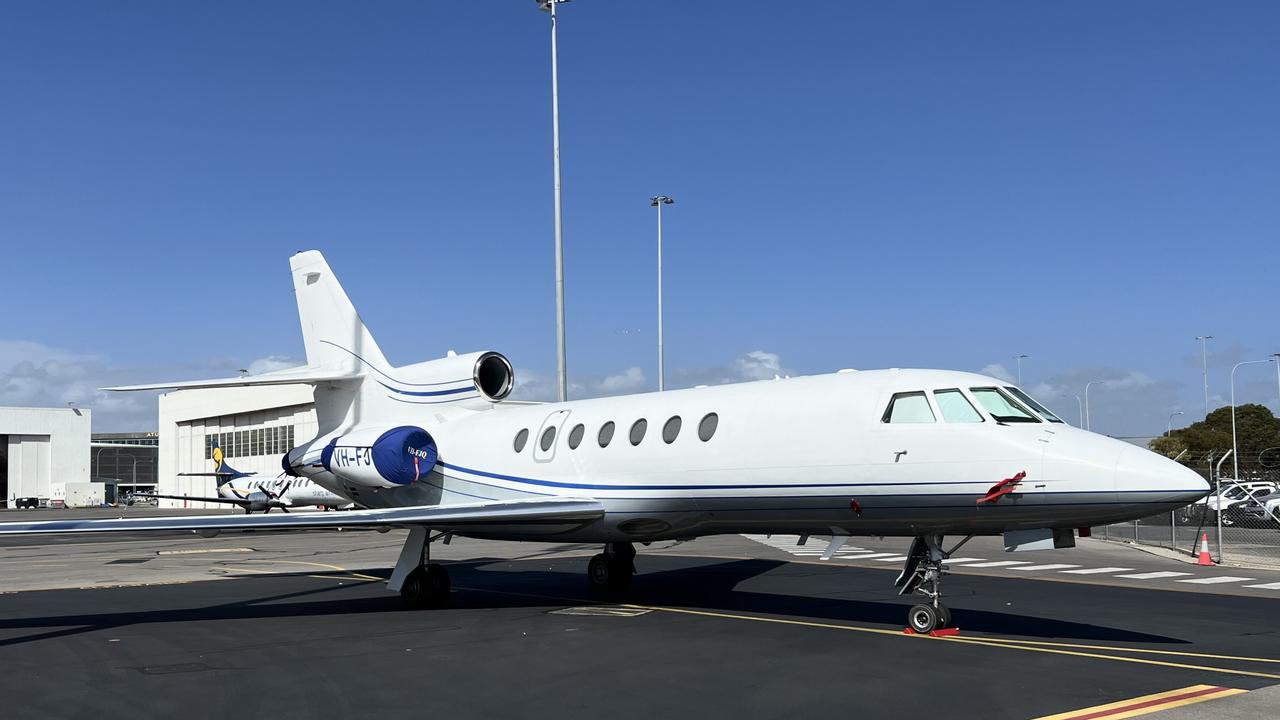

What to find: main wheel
left=401, top=563, right=451, bottom=609
left=908, top=603, right=940, bottom=634
left=587, top=553, right=632, bottom=595
left=937, top=604, right=952, bottom=629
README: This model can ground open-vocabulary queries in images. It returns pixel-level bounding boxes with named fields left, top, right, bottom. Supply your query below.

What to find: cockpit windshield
left=1003, top=387, right=1065, bottom=423
left=969, top=387, right=1040, bottom=423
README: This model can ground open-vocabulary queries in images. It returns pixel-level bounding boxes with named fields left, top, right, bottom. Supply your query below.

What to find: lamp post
left=651, top=195, right=674, bottom=391
left=1196, top=335, right=1213, bottom=418
left=1273, top=353, right=1280, bottom=405
left=1014, top=354, right=1029, bottom=386
left=1167, top=411, right=1184, bottom=437
left=1084, top=381, right=1105, bottom=431
left=538, top=0, right=570, bottom=402
left=1229, top=358, right=1275, bottom=483
left=1072, top=394, right=1083, bottom=428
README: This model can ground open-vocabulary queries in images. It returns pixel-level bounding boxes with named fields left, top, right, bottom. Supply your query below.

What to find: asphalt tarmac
left=1, top=524, right=1278, bottom=719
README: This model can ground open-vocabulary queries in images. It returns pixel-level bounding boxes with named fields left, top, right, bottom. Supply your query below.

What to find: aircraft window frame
left=567, top=423, right=585, bottom=449
left=630, top=419, right=648, bottom=446
left=539, top=426, right=556, bottom=452
left=933, top=389, right=984, bottom=423
left=513, top=428, right=529, bottom=453
left=1003, top=386, right=1065, bottom=423
left=662, top=416, right=682, bottom=444
left=598, top=421, right=616, bottom=448
left=698, top=413, right=719, bottom=441
left=881, top=391, right=937, bottom=424
left=969, top=387, right=1041, bottom=424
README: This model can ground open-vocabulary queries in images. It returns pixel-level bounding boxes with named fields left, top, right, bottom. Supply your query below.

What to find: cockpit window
left=1004, top=386, right=1065, bottom=423
left=933, top=389, right=984, bottom=423
left=881, top=392, right=936, bottom=423
left=969, top=387, right=1040, bottom=423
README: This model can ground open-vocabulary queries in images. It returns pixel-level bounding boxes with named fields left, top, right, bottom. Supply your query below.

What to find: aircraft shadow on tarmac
left=0, top=556, right=1186, bottom=648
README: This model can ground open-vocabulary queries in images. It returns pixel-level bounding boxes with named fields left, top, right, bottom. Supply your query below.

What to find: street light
left=1013, top=354, right=1029, bottom=386
left=1229, top=358, right=1277, bottom=483
left=1196, top=335, right=1213, bottom=418
left=1167, top=410, right=1184, bottom=437
left=651, top=195, right=674, bottom=391
left=1072, top=393, right=1083, bottom=428
left=1084, top=381, right=1105, bottom=431
left=538, top=0, right=571, bottom=402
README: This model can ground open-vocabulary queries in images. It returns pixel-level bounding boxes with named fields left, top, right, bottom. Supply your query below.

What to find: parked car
left=1180, top=481, right=1279, bottom=523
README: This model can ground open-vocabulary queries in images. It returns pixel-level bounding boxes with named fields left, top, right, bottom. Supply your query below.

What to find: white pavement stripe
left=1011, top=564, right=1081, bottom=571
left=941, top=558, right=985, bottom=564
left=1060, top=567, right=1134, bottom=575
left=873, top=556, right=910, bottom=562
left=1176, top=576, right=1255, bottom=585
left=830, top=552, right=902, bottom=560
left=1244, top=581, right=1280, bottom=590
left=958, top=560, right=1032, bottom=568
left=1116, top=571, right=1193, bottom=579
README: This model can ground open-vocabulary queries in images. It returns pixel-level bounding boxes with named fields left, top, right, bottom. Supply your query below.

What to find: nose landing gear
left=896, top=533, right=969, bottom=634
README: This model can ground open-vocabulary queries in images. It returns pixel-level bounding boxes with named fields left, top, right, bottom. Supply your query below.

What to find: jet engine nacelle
left=390, top=351, right=515, bottom=408
left=321, top=425, right=438, bottom=489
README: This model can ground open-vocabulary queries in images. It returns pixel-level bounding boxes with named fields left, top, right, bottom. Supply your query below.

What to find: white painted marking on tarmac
left=1116, top=571, right=1193, bottom=579
left=1243, top=581, right=1280, bottom=590
left=1176, top=576, right=1255, bottom=585
left=823, top=552, right=901, bottom=560
left=1060, top=567, right=1134, bottom=575
left=940, top=557, right=984, bottom=564
left=1011, top=564, right=1080, bottom=571
left=959, top=560, right=1032, bottom=568
left=872, top=556, right=911, bottom=562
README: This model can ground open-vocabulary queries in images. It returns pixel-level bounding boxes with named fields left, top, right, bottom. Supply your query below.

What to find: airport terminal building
left=157, top=385, right=318, bottom=509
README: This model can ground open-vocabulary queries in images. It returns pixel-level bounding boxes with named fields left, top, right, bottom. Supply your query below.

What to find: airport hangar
left=155, top=383, right=318, bottom=509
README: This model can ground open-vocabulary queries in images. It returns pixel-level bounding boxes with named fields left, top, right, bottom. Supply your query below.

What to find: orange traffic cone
left=1197, top=532, right=1214, bottom=566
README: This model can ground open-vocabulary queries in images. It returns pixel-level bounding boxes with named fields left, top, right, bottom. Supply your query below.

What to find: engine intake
left=321, top=426, right=438, bottom=489
left=474, top=352, right=514, bottom=401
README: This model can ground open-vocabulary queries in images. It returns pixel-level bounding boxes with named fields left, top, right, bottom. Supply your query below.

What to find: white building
left=0, top=406, right=92, bottom=507
left=157, top=384, right=318, bottom=509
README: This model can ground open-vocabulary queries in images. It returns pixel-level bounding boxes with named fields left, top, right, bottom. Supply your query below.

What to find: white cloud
left=511, top=351, right=792, bottom=402
left=979, top=363, right=1015, bottom=383
left=597, top=367, right=646, bottom=393
left=247, top=355, right=299, bottom=375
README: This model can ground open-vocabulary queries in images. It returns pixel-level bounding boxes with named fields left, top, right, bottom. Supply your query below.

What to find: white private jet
left=0, top=251, right=1209, bottom=634
left=143, top=440, right=352, bottom=513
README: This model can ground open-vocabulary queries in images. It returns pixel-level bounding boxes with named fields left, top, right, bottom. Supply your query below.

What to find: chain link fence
left=1100, top=454, right=1280, bottom=567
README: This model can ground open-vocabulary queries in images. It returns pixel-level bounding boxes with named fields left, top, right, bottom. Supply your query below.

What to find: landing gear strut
left=895, top=534, right=969, bottom=634
left=388, top=527, right=451, bottom=609
left=588, top=542, right=635, bottom=595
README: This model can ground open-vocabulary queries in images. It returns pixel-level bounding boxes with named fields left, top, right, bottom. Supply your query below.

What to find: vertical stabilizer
left=290, top=251, right=388, bottom=374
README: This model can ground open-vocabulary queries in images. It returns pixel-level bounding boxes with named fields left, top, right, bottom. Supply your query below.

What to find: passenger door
left=532, top=410, right=572, bottom=463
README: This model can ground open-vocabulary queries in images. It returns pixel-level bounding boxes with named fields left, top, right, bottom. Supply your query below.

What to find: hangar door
left=7, top=435, right=50, bottom=502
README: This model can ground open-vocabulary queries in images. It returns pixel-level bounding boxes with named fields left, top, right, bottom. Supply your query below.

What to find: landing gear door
left=533, top=410, right=571, bottom=463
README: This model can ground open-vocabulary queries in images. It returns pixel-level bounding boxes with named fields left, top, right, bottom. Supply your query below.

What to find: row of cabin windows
left=882, top=386, right=1064, bottom=425
left=513, top=413, right=719, bottom=454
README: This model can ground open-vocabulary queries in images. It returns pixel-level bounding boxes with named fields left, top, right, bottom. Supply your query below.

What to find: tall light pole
left=1273, top=353, right=1280, bottom=407
left=539, top=0, right=570, bottom=402
left=1013, top=354, right=1029, bottom=386
left=651, top=195, right=674, bottom=391
left=1196, top=335, right=1213, bottom=418
left=1072, top=394, right=1083, bottom=428
left=1229, top=358, right=1275, bottom=482
left=1084, top=381, right=1105, bottom=431
left=1167, top=410, right=1184, bottom=437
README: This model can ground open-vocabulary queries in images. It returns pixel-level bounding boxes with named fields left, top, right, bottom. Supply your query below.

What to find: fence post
left=1134, top=518, right=1140, bottom=544
left=1170, top=510, right=1175, bottom=548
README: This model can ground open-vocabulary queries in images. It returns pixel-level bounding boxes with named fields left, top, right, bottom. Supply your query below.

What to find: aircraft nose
left=1113, top=445, right=1210, bottom=505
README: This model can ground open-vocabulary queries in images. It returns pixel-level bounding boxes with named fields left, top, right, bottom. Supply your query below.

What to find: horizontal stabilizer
left=0, top=498, right=605, bottom=535
left=103, top=365, right=359, bottom=392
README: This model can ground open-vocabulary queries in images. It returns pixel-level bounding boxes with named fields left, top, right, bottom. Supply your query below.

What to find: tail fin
left=211, top=441, right=249, bottom=484
left=290, top=250, right=389, bottom=374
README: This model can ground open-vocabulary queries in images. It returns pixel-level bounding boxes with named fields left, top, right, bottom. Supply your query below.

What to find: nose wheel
left=897, top=534, right=966, bottom=633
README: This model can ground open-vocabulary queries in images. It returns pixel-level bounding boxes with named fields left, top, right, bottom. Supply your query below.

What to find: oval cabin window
left=698, top=413, right=718, bottom=442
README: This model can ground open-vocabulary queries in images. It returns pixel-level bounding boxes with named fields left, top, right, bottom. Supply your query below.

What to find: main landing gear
left=587, top=542, right=635, bottom=595
left=388, top=527, right=451, bottom=609
left=895, top=533, right=971, bottom=634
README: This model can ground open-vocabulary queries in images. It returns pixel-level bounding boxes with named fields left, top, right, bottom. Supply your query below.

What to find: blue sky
left=1, top=2, right=1278, bottom=435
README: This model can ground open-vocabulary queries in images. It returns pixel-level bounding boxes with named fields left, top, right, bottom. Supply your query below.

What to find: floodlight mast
left=539, top=0, right=571, bottom=401
left=651, top=195, right=674, bottom=391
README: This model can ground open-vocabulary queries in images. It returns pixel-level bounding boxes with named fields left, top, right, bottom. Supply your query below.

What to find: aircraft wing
left=0, top=498, right=604, bottom=535
left=133, top=493, right=253, bottom=507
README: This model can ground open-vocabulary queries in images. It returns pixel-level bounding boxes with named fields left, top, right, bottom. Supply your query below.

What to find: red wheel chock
left=903, top=627, right=961, bottom=637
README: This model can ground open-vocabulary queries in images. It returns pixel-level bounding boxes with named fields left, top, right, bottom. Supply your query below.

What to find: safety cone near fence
left=1197, top=532, right=1214, bottom=566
